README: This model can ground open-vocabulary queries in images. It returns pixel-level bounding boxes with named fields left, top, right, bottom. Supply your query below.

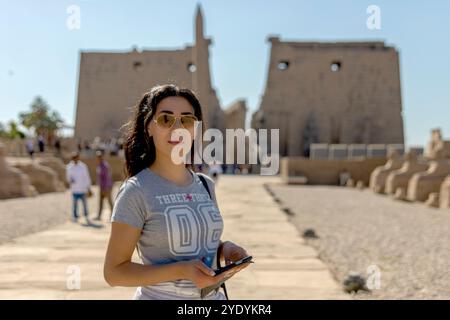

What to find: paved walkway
left=0, top=175, right=346, bottom=299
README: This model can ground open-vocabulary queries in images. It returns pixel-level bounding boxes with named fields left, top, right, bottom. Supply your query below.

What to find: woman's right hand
left=177, top=259, right=231, bottom=289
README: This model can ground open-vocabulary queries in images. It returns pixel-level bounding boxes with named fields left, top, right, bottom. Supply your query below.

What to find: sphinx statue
left=369, top=147, right=404, bottom=194
left=0, top=143, right=37, bottom=199
left=407, top=149, right=450, bottom=202
left=385, top=149, right=429, bottom=200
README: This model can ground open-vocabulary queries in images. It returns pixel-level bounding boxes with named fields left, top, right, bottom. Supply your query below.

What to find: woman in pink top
left=95, top=150, right=114, bottom=221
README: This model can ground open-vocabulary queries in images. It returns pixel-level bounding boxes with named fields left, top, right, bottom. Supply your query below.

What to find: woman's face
left=147, top=96, right=196, bottom=163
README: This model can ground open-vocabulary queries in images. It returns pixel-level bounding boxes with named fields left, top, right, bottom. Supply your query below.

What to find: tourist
left=111, top=139, right=120, bottom=156
left=83, top=140, right=92, bottom=157
left=207, top=160, right=223, bottom=184
left=104, top=84, right=251, bottom=300
left=95, top=151, right=114, bottom=221
left=54, top=138, right=61, bottom=157
left=25, top=138, right=34, bottom=159
left=38, top=135, right=45, bottom=153
left=66, top=152, right=92, bottom=224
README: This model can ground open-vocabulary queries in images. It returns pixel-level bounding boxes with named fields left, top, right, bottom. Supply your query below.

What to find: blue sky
left=1, top=0, right=449, bottom=147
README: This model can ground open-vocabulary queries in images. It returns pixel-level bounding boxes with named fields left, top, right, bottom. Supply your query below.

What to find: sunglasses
left=153, top=113, right=198, bottom=129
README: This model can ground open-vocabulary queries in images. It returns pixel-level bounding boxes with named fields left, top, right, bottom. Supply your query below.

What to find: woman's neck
left=149, top=153, right=192, bottom=186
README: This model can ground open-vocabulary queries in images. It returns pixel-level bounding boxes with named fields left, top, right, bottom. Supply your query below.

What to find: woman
left=104, top=84, right=251, bottom=300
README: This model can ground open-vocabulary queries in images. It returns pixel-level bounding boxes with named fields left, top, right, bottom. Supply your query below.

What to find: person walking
left=38, top=135, right=45, bottom=153
left=66, top=152, right=92, bottom=224
left=95, top=151, right=114, bottom=221
left=25, top=138, right=34, bottom=159
left=54, top=138, right=61, bottom=157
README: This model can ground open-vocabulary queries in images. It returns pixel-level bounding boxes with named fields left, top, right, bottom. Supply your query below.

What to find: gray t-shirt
left=111, top=167, right=225, bottom=300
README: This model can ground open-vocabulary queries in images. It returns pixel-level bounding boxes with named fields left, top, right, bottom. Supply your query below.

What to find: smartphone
left=200, top=256, right=254, bottom=298
left=214, top=256, right=253, bottom=276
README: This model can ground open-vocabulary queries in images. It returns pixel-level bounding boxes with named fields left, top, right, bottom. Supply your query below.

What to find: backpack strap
left=197, top=173, right=229, bottom=300
left=198, top=174, right=212, bottom=199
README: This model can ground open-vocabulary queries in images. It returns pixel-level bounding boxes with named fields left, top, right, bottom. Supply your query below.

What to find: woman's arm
left=104, top=222, right=184, bottom=287
left=218, top=240, right=229, bottom=264
left=219, top=240, right=251, bottom=264
left=104, top=222, right=227, bottom=288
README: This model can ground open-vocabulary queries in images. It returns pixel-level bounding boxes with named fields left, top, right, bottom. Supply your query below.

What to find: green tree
left=8, top=121, right=26, bottom=139
left=0, top=121, right=25, bottom=139
left=0, top=122, right=6, bottom=138
left=19, top=96, right=64, bottom=145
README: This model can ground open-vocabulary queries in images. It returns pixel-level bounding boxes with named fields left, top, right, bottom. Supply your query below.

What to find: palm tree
left=19, top=96, right=64, bottom=146
left=0, top=121, right=25, bottom=139
left=0, top=122, right=6, bottom=138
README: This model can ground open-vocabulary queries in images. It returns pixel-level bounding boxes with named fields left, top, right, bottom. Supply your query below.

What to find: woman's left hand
left=219, top=241, right=253, bottom=278
left=221, top=241, right=251, bottom=265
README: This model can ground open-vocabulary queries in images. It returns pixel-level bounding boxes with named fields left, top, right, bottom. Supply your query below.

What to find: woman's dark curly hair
left=122, top=84, right=203, bottom=178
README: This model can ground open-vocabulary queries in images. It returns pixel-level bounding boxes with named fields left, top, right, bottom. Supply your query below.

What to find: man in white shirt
left=25, top=138, right=34, bottom=159
left=66, top=152, right=92, bottom=223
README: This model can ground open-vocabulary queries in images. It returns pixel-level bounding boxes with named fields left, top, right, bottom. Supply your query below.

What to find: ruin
left=11, top=160, right=65, bottom=194
left=385, top=150, right=429, bottom=198
left=407, top=149, right=450, bottom=202
left=362, top=129, right=450, bottom=210
left=252, top=38, right=404, bottom=157
left=440, top=175, right=450, bottom=210
left=36, top=157, right=69, bottom=188
left=280, top=156, right=385, bottom=185
left=425, top=128, right=450, bottom=160
left=74, top=5, right=245, bottom=142
left=0, top=144, right=37, bottom=199
left=369, top=148, right=404, bottom=194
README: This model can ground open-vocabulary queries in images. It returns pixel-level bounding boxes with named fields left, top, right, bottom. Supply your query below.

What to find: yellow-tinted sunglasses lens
left=154, top=114, right=197, bottom=128
left=155, top=114, right=176, bottom=128
left=180, top=115, right=197, bottom=128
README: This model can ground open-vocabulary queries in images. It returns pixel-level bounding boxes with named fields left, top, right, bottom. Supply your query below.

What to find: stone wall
left=252, top=38, right=404, bottom=157
left=280, top=156, right=386, bottom=185
left=74, top=6, right=227, bottom=141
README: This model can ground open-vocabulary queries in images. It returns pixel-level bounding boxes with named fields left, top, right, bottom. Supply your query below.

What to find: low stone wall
left=280, top=156, right=386, bottom=185
left=0, top=138, right=27, bottom=157
left=310, top=143, right=406, bottom=160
